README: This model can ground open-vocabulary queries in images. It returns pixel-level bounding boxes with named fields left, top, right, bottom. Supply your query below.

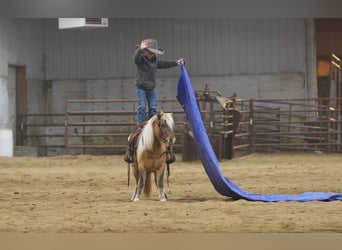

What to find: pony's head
left=137, top=112, right=175, bottom=155
left=156, top=112, right=176, bottom=145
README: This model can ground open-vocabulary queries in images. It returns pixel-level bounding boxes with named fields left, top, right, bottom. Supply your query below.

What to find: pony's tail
left=143, top=173, right=152, bottom=198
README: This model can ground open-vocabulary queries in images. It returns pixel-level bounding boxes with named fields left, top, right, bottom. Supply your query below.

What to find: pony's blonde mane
left=162, top=112, right=175, bottom=131
left=136, top=113, right=174, bottom=158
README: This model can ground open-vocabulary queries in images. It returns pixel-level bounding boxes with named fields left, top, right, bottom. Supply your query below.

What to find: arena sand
left=0, top=152, right=342, bottom=233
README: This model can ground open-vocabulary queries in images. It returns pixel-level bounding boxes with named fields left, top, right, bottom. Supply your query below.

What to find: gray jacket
left=133, top=48, right=178, bottom=89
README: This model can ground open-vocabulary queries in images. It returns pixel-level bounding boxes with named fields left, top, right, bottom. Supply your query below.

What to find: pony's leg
left=130, top=164, right=140, bottom=201
left=131, top=187, right=138, bottom=201
left=132, top=170, right=146, bottom=202
left=155, top=170, right=167, bottom=201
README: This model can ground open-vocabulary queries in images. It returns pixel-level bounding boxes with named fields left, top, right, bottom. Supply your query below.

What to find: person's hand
left=140, top=40, right=148, bottom=50
left=177, top=58, right=185, bottom=65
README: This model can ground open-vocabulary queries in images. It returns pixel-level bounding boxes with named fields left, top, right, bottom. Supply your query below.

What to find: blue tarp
left=176, top=64, right=342, bottom=202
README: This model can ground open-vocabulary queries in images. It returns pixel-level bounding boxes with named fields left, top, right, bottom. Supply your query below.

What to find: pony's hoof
left=159, top=197, right=167, bottom=202
left=132, top=197, right=140, bottom=202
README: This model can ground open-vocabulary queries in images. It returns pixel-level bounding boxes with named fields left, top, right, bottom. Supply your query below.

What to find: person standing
left=134, top=38, right=184, bottom=124
left=124, top=38, right=184, bottom=163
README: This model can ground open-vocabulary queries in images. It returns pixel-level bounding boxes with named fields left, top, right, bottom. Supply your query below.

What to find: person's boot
left=124, top=148, right=133, bottom=163
left=124, top=122, right=147, bottom=163
left=124, top=139, right=134, bottom=163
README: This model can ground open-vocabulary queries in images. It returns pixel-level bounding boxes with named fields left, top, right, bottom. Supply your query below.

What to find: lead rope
left=166, top=161, right=170, bottom=187
left=127, top=162, right=130, bottom=187
left=165, top=142, right=174, bottom=187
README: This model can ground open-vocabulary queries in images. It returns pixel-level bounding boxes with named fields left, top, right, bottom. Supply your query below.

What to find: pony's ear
left=157, top=111, right=163, bottom=120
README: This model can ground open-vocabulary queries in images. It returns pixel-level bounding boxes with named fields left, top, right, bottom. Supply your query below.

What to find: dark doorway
left=316, top=19, right=342, bottom=103
left=8, top=65, right=27, bottom=146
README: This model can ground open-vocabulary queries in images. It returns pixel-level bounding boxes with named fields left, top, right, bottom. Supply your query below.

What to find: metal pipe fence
left=19, top=97, right=342, bottom=157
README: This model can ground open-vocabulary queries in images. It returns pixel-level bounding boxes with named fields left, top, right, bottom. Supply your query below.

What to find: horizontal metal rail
left=19, top=96, right=342, bottom=157
left=64, top=98, right=186, bottom=155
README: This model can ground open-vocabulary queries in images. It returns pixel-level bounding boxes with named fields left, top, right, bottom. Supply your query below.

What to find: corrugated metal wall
left=44, top=18, right=306, bottom=80
left=0, top=19, right=44, bottom=79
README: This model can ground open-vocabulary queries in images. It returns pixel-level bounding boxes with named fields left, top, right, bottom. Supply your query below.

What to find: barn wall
left=47, top=73, right=305, bottom=115
left=0, top=19, right=45, bottom=130
left=45, top=18, right=306, bottom=79
left=42, top=18, right=310, bottom=114
left=0, top=19, right=45, bottom=79
left=0, top=18, right=318, bottom=155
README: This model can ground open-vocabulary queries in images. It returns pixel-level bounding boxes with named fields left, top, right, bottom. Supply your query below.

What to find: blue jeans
left=136, top=87, right=157, bottom=124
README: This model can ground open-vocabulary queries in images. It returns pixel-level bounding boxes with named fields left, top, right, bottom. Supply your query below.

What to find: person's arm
left=133, top=48, right=144, bottom=64
left=157, top=58, right=185, bottom=69
left=133, top=40, right=151, bottom=64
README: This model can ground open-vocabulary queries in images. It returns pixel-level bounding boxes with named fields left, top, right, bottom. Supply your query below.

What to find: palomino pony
left=130, top=112, right=176, bottom=202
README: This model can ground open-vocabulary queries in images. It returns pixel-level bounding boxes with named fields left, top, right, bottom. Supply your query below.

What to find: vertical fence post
left=64, top=100, right=68, bottom=155
left=249, top=99, right=254, bottom=153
